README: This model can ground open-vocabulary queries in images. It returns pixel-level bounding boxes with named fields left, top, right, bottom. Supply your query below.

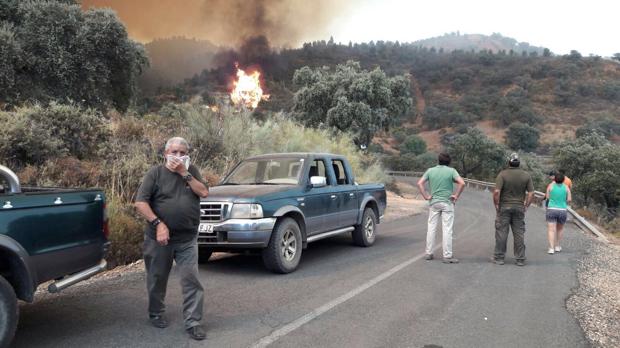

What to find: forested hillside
left=151, top=36, right=620, bottom=153
left=1, top=1, right=618, bottom=261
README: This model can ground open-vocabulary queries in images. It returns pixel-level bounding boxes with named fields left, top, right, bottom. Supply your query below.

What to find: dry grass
left=475, top=120, right=508, bottom=144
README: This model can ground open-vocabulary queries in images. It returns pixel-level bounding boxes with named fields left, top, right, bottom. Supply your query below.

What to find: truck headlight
left=230, top=203, right=263, bottom=219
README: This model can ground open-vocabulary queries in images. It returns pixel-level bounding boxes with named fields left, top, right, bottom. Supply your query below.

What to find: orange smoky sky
left=81, top=0, right=354, bottom=47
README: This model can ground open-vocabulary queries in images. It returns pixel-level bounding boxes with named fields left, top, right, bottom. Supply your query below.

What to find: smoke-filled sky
left=82, top=0, right=618, bottom=56
left=80, top=0, right=354, bottom=47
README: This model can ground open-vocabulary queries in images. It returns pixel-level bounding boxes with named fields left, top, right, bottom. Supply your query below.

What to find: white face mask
left=166, top=155, right=190, bottom=170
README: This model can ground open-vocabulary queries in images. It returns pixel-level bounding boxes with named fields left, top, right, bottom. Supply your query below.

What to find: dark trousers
left=143, top=237, right=204, bottom=329
left=494, top=206, right=526, bottom=261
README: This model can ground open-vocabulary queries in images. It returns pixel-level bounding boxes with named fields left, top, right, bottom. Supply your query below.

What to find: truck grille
left=200, top=202, right=229, bottom=222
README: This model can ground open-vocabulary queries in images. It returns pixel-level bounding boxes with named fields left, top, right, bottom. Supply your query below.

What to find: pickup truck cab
left=197, top=153, right=386, bottom=273
left=0, top=165, right=109, bottom=347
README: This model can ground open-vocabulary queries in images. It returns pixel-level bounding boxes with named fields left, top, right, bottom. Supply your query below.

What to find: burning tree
left=229, top=65, right=269, bottom=109
left=292, top=61, right=412, bottom=147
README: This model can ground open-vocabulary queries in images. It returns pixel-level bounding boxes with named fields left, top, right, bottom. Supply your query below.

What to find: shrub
left=250, top=113, right=387, bottom=184
left=575, top=115, right=620, bottom=140
left=399, top=135, right=427, bottom=155
left=0, top=109, right=65, bottom=165
left=106, top=197, right=144, bottom=267
left=391, top=129, right=408, bottom=143
left=506, top=122, right=540, bottom=152
left=367, top=143, right=385, bottom=154
left=0, top=103, right=110, bottom=165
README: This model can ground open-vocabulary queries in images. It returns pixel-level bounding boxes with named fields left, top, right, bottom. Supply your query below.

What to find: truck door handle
left=349, top=193, right=355, bottom=197
left=330, top=195, right=337, bottom=199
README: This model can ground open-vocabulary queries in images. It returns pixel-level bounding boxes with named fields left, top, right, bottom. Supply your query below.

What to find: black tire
left=352, top=207, right=377, bottom=247
left=198, top=248, right=213, bottom=264
left=0, top=275, right=18, bottom=348
left=262, top=217, right=302, bottom=274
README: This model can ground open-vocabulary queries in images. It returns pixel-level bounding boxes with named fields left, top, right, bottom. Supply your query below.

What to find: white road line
left=251, top=201, right=482, bottom=348
left=250, top=247, right=439, bottom=348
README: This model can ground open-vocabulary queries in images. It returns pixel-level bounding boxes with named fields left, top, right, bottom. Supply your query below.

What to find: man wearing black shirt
left=135, top=137, right=209, bottom=340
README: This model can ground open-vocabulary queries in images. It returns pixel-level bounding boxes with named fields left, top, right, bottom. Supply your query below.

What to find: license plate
left=198, top=223, right=214, bottom=233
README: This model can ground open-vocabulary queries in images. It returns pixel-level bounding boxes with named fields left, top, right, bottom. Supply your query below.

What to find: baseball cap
left=509, top=152, right=519, bottom=163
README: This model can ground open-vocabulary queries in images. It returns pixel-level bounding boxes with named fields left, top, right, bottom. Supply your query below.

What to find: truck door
left=329, top=159, right=358, bottom=228
left=301, top=158, right=335, bottom=234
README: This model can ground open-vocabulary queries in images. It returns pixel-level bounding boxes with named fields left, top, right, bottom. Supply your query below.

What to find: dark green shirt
left=495, top=167, right=534, bottom=208
left=136, top=164, right=206, bottom=242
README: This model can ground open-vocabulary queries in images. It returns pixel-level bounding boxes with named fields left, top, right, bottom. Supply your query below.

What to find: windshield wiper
left=254, top=183, right=280, bottom=185
left=221, top=182, right=240, bottom=185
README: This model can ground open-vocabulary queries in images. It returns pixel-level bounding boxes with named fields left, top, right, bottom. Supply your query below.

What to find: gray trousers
left=494, top=206, right=526, bottom=261
left=143, top=236, right=204, bottom=329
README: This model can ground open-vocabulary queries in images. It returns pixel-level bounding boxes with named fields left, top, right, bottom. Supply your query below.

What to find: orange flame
left=230, top=66, right=269, bottom=109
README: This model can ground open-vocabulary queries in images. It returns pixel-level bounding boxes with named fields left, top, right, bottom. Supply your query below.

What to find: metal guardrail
left=386, top=171, right=610, bottom=243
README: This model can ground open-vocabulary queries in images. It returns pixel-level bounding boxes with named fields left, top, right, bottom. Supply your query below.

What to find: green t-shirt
left=495, top=167, right=534, bottom=208
left=136, top=164, right=206, bottom=242
left=422, top=165, right=461, bottom=204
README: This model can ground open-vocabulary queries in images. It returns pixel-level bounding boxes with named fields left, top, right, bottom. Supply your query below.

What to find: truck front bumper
left=197, top=218, right=276, bottom=248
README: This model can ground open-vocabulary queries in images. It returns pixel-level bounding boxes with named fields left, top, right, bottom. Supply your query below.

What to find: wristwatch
left=183, top=173, right=193, bottom=182
left=150, top=218, right=161, bottom=227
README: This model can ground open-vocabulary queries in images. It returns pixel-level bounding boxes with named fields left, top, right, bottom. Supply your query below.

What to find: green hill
left=143, top=36, right=620, bottom=153
left=413, top=32, right=547, bottom=55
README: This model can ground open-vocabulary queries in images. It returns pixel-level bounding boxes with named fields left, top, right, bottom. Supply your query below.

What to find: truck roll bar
left=0, top=165, right=22, bottom=194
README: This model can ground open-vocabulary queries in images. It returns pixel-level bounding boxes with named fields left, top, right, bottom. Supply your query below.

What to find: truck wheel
left=0, top=275, right=18, bottom=348
left=262, top=217, right=302, bottom=274
left=198, top=248, right=213, bottom=264
left=353, top=207, right=377, bottom=247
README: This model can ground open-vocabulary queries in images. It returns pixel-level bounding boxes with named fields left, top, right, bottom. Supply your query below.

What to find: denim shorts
left=546, top=209, right=567, bottom=224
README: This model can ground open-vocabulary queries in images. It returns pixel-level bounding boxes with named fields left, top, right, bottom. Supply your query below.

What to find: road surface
left=12, top=188, right=589, bottom=347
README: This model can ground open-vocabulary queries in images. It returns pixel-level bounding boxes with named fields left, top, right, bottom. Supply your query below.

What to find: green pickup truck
left=0, top=165, right=109, bottom=347
left=197, top=153, right=387, bottom=273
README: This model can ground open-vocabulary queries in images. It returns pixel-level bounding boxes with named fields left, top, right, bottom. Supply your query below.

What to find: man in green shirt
left=417, top=153, right=465, bottom=263
left=493, top=153, right=534, bottom=266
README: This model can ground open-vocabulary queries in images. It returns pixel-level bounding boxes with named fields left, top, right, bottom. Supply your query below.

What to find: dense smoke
left=81, top=0, right=352, bottom=47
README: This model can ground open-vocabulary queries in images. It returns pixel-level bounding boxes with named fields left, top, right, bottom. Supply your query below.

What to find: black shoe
left=425, top=254, right=434, bottom=261
left=493, top=259, right=505, bottom=265
left=187, top=326, right=206, bottom=341
left=149, top=315, right=168, bottom=328
left=516, top=260, right=525, bottom=266
left=442, top=258, right=459, bottom=264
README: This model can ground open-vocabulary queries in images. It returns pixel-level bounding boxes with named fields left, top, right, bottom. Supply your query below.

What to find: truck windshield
left=224, top=158, right=303, bottom=185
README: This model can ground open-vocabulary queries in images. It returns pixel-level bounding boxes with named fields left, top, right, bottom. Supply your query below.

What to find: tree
left=292, top=61, right=412, bottom=146
left=554, top=133, right=620, bottom=213
left=506, top=122, right=540, bottom=152
left=494, top=87, right=542, bottom=126
left=399, top=135, right=427, bottom=155
left=446, top=128, right=506, bottom=179
left=575, top=116, right=620, bottom=140
left=0, top=23, right=20, bottom=104
left=0, top=1, right=147, bottom=111
left=612, top=53, right=620, bottom=62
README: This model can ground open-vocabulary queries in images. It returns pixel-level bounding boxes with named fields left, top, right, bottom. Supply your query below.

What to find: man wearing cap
left=492, top=153, right=534, bottom=266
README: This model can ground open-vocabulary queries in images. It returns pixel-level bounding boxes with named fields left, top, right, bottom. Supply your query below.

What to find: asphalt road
left=12, top=188, right=589, bottom=348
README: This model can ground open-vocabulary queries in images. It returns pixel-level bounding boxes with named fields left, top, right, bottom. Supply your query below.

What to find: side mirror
left=310, top=176, right=326, bottom=188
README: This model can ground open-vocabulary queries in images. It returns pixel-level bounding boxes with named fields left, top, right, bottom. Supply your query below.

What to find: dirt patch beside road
left=384, top=180, right=427, bottom=222
left=567, top=241, right=620, bottom=348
